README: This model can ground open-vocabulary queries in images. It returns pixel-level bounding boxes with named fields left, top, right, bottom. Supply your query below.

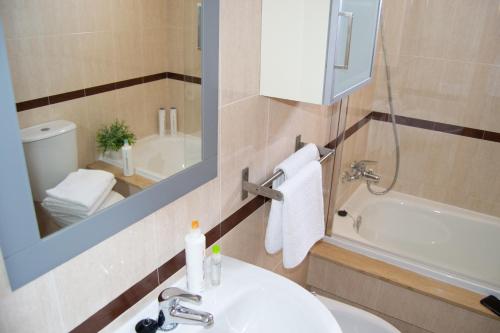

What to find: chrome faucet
left=343, top=160, right=381, bottom=183
left=157, top=287, right=214, bottom=331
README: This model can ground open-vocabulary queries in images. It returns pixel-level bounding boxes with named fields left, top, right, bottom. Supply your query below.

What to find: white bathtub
left=100, top=133, right=201, bottom=182
left=327, top=185, right=500, bottom=298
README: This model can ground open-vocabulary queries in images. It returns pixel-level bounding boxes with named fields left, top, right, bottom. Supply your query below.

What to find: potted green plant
left=96, top=120, right=136, bottom=160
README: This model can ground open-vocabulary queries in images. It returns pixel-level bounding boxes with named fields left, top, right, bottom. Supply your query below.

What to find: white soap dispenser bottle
left=122, top=139, right=134, bottom=176
left=185, top=220, right=205, bottom=293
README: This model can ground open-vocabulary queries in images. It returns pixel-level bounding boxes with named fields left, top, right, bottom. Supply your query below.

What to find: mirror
left=1, top=1, right=204, bottom=238
left=0, top=0, right=218, bottom=289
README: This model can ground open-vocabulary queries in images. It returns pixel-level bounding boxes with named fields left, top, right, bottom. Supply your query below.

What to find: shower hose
left=366, top=16, right=400, bottom=195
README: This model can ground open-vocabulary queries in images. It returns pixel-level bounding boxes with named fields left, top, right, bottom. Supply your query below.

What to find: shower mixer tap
left=343, top=160, right=381, bottom=183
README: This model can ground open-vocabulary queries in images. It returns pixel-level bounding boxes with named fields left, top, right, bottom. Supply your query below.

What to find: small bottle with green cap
left=210, top=244, right=222, bottom=286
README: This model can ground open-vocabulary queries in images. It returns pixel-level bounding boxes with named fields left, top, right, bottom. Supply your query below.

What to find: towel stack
left=42, top=169, right=121, bottom=226
left=265, top=144, right=325, bottom=269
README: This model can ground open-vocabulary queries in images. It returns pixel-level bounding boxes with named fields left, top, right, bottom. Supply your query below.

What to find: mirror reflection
left=2, top=0, right=203, bottom=237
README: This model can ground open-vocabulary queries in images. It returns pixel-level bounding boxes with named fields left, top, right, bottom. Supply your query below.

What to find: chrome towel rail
left=241, top=135, right=335, bottom=202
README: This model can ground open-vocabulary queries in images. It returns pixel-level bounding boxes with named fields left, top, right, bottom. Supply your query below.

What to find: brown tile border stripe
left=71, top=270, right=159, bottom=333
left=338, top=111, right=500, bottom=145
left=16, top=96, right=49, bottom=112
left=49, top=89, right=86, bottom=104
left=167, top=72, right=202, bottom=85
left=371, top=111, right=500, bottom=143
left=15, top=72, right=202, bottom=112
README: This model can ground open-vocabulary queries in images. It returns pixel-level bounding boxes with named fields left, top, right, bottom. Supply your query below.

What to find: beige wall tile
left=52, top=213, right=158, bottom=331
left=475, top=0, right=500, bottom=66
left=166, top=0, right=185, bottom=29
left=183, top=0, right=202, bottom=77
left=17, top=105, right=54, bottom=129
left=0, top=251, right=64, bottom=332
left=78, top=0, right=113, bottom=33
left=155, top=178, right=221, bottom=267
left=266, top=99, right=332, bottom=174
left=166, top=26, right=185, bottom=74
left=142, top=28, right=168, bottom=76
left=220, top=95, right=269, bottom=219
left=44, top=34, right=85, bottom=95
left=114, top=84, right=147, bottom=138
left=113, top=29, right=144, bottom=81
left=220, top=206, right=266, bottom=266
left=6, top=37, right=50, bottom=102
left=399, top=0, right=455, bottom=59
left=219, top=0, right=261, bottom=106
left=111, top=0, right=143, bottom=32
left=80, top=31, right=116, bottom=87
left=443, top=0, right=498, bottom=65
left=183, top=82, right=201, bottom=135
left=0, top=0, right=44, bottom=39
left=141, top=0, right=168, bottom=30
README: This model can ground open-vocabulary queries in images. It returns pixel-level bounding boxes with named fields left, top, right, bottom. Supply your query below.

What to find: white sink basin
left=115, top=256, right=341, bottom=333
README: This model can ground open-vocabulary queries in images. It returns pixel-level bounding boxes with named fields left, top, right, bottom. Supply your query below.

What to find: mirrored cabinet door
left=332, top=0, right=382, bottom=100
left=260, top=0, right=381, bottom=105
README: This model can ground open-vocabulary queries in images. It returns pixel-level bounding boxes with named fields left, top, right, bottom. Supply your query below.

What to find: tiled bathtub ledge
left=309, top=241, right=499, bottom=321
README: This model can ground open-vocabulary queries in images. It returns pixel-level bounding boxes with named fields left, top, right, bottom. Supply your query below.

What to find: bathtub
left=327, top=185, right=500, bottom=298
left=100, top=133, right=201, bottom=182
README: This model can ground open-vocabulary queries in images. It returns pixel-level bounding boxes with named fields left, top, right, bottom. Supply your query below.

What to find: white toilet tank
left=21, top=120, right=78, bottom=202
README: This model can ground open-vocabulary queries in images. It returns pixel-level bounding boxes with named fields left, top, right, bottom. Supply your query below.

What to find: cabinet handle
left=197, top=3, right=202, bottom=50
left=334, top=11, right=354, bottom=70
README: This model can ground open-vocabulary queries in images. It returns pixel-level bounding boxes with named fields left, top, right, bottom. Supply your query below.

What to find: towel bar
left=241, top=136, right=335, bottom=201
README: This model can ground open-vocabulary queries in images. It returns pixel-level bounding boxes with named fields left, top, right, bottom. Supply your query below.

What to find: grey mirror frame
left=0, top=0, right=219, bottom=290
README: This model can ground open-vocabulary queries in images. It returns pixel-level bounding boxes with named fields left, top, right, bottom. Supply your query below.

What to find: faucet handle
left=158, top=287, right=201, bottom=305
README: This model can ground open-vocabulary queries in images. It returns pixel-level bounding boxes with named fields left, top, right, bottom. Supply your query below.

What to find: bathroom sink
left=115, top=256, right=341, bottom=333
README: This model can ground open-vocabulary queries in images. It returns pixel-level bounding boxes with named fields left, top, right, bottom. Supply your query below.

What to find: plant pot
left=102, top=150, right=122, bottom=162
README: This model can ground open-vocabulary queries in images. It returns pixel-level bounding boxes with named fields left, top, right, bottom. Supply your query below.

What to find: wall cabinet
left=260, top=0, right=382, bottom=105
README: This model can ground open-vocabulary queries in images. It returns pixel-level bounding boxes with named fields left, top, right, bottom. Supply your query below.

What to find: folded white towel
left=50, top=191, right=124, bottom=227
left=265, top=144, right=319, bottom=254
left=275, top=161, right=325, bottom=268
left=42, top=179, right=116, bottom=217
left=45, top=169, right=115, bottom=211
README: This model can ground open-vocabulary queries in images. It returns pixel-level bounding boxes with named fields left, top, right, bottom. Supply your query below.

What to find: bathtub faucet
left=343, top=160, right=381, bottom=183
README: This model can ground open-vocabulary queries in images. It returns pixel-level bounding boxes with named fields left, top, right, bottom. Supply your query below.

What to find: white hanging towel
left=277, top=161, right=325, bottom=268
left=265, top=143, right=320, bottom=254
